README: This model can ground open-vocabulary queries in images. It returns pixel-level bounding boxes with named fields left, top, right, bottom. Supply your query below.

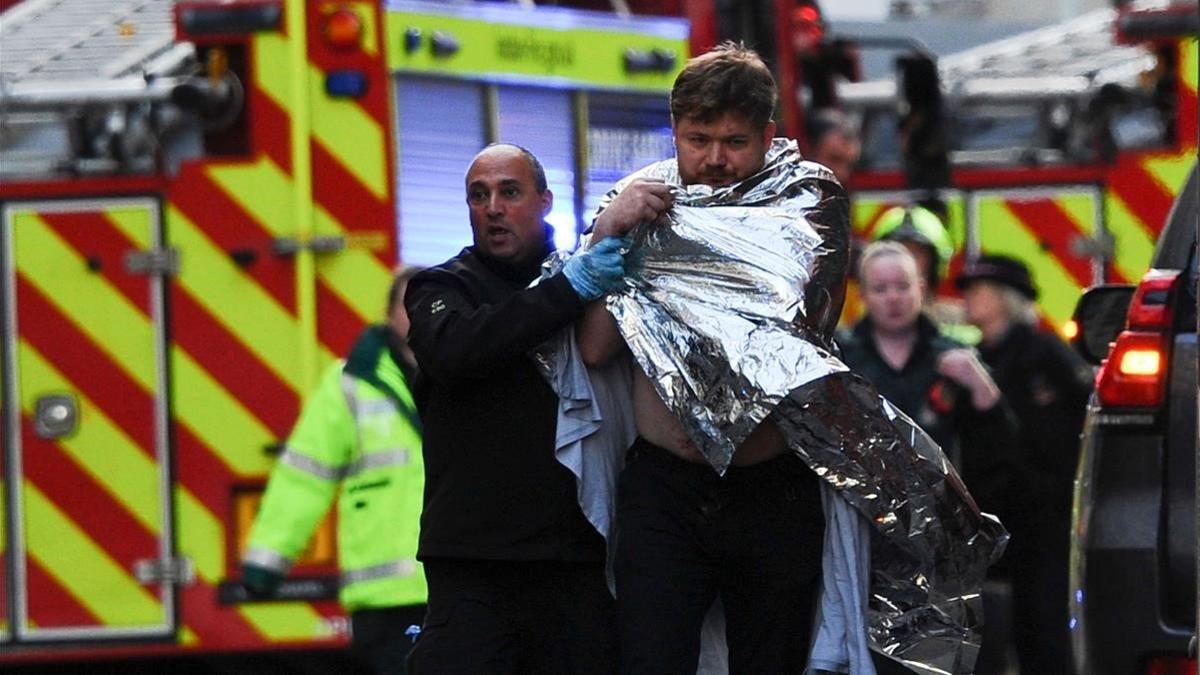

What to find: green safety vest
left=244, top=327, right=425, bottom=610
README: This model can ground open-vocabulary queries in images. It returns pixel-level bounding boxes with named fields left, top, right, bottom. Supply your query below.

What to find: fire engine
left=0, top=0, right=687, bottom=665
left=822, top=0, right=1198, bottom=333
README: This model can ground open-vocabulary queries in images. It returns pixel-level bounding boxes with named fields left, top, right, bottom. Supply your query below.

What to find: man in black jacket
left=404, top=144, right=627, bottom=674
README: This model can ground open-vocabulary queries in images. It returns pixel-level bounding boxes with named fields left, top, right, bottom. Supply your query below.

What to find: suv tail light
left=1095, top=269, right=1180, bottom=408
left=1145, top=655, right=1197, bottom=675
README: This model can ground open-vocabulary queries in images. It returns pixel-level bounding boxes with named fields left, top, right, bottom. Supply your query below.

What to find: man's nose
left=705, top=143, right=726, bottom=166
left=486, top=194, right=505, bottom=216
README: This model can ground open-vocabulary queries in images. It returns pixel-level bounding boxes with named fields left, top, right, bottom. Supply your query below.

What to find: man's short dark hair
left=670, top=42, right=777, bottom=130
left=480, top=142, right=548, bottom=194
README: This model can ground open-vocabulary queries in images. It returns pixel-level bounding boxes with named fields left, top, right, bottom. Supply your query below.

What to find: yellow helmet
left=874, top=205, right=955, bottom=284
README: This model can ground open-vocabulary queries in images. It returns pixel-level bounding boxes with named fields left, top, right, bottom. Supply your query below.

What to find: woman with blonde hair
left=838, top=242, right=1021, bottom=674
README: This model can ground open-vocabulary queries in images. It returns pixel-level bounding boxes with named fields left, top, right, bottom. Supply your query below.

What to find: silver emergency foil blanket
left=597, top=139, right=1008, bottom=674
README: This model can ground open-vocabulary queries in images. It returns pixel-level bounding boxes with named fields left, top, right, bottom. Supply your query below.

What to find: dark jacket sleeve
left=802, top=180, right=851, bottom=345
left=956, top=396, right=1030, bottom=518
left=1041, top=335, right=1094, bottom=422
left=405, top=268, right=585, bottom=383
left=1028, top=334, right=1093, bottom=501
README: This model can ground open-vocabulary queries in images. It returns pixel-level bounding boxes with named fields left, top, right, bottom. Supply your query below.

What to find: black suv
left=1070, top=163, right=1198, bottom=675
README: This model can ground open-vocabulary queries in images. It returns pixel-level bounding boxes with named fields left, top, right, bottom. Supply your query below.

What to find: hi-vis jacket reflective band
left=341, top=559, right=419, bottom=585
left=278, top=445, right=410, bottom=480
left=243, top=547, right=291, bottom=573
left=244, top=327, right=425, bottom=611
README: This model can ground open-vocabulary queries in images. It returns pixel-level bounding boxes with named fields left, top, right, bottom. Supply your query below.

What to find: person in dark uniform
left=958, top=254, right=1093, bottom=675
left=403, top=143, right=628, bottom=674
left=839, top=242, right=1022, bottom=675
left=837, top=241, right=1017, bottom=473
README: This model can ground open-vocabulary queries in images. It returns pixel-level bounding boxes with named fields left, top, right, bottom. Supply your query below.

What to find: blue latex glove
left=562, top=236, right=628, bottom=301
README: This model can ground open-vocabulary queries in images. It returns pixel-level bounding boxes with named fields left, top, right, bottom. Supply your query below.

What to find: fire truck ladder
left=936, top=5, right=1158, bottom=101
left=0, top=0, right=231, bottom=177
left=839, top=4, right=1159, bottom=108
left=0, top=0, right=195, bottom=109
left=0, top=0, right=186, bottom=85
left=836, top=0, right=1176, bottom=167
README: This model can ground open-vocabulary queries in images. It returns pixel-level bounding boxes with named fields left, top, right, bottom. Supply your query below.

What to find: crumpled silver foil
left=595, top=138, right=1008, bottom=674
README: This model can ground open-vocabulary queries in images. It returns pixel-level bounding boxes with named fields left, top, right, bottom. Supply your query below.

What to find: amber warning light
left=323, top=8, right=363, bottom=50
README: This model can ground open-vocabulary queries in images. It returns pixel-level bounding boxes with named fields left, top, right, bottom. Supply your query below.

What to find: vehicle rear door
left=1, top=198, right=175, bottom=643
left=1156, top=165, right=1198, bottom=630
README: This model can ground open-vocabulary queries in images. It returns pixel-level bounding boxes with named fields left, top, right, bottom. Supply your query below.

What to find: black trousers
left=406, top=559, right=616, bottom=675
left=1011, top=513, right=1072, bottom=675
left=614, top=439, right=825, bottom=675
left=351, top=605, right=427, bottom=675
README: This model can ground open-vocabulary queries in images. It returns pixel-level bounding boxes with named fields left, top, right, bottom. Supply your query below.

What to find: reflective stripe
left=279, top=445, right=407, bottom=481
left=243, top=546, right=292, bottom=573
left=341, top=559, right=418, bottom=586
left=342, top=373, right=398, bottom=420
left=341, top=373, right=360, bottom=420
left=354, top=398, right=397, bottom=417
left=279, top=447, right=342, bottom=481
left=344, top=449, right=410, bottom=478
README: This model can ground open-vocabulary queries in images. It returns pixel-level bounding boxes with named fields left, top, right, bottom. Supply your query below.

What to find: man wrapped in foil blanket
left=537, top=44, right=1007, bottom=675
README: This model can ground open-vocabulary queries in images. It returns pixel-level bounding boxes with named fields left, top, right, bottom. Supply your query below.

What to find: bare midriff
left=632, top=368, right=787, bottom=467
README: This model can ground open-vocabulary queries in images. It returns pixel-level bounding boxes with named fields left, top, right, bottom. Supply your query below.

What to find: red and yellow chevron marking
left=151, top=0, right=398, bottom=648
left=974, top=190, right=1101, bottom=332
left=842, top=40, right=1197, bottom=334
left=1176, top=39, right=1197, bottom=150
left=10, top=204, right=168, bottom=635
left=1103, top=40, right=1198, bottom=284
left=8, top=199, right=344, bottom=647
left=247, top=2, right=398, bottom=358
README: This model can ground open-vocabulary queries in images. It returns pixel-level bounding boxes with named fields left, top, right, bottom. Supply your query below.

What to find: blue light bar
left=325, top=70, right=369, bottom=99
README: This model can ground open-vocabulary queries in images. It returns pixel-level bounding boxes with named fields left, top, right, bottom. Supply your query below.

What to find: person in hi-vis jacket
left=242, top=267, right=425, bottom=675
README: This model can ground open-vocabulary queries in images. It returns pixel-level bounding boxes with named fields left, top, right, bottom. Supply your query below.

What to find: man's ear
left=762, top=120, right=777, bottom=145
left=541, top=188, right=554, bottom=217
